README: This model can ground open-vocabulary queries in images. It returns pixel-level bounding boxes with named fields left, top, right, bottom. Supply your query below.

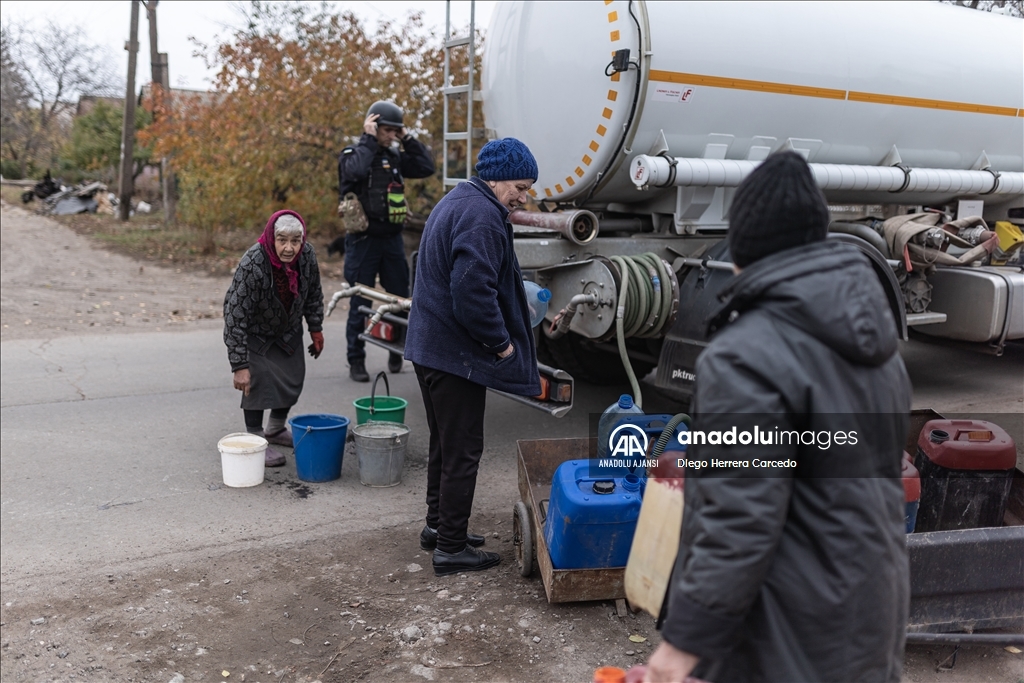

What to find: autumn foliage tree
left=144, top=4, right=450, bottom=251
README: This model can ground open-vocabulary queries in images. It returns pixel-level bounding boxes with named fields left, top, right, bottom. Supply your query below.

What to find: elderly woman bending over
left=223, top=210, right=325, bottom=466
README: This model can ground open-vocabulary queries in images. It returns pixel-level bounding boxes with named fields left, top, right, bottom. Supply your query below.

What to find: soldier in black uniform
left=338, top=101, right=436, bottom=382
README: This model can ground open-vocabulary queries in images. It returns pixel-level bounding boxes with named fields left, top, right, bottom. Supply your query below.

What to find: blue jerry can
left=543, top=460, right=644, bottom=569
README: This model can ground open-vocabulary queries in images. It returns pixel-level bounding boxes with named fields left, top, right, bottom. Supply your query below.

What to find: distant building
left=76, top=85, right=217, bottom=120
left=75, top=95, right=125, bottom=118
left=139, top=84, right=219, bottom=111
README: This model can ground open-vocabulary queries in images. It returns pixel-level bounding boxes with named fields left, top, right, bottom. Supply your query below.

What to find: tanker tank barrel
left=630, top=155, right=1024, bottom=197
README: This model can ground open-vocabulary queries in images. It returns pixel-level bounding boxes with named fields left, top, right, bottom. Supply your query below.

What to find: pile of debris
left=19, top=171, right=158, bottom=216
left=23, top=175, right=115, bottom=216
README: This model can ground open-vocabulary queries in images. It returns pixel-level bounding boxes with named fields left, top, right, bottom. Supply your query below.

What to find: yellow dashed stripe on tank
left=541, top=1, right=625, bottom=199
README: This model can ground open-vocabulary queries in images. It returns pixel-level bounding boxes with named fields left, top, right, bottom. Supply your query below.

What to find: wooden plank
left=625, top=476, right=683, bottom=617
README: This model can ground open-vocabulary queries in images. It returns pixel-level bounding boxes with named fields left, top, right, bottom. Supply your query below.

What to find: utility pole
left=146, top=0, right=176, bottom=224
left=118, top=0, right=140, bottom=221
left=147, top=1, right=163, bottom=92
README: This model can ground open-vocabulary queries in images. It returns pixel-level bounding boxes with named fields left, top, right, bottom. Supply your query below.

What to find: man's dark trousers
left=344, top=233, right=409, bottom=364
left=414, top=363, right=487, bottom=554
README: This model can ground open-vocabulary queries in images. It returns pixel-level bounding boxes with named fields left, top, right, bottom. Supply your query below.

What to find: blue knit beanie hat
left=475, top=138, right=539, bottom=182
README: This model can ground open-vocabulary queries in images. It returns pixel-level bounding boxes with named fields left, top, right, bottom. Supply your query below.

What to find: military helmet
left=367, top=101, right=404, bottom=128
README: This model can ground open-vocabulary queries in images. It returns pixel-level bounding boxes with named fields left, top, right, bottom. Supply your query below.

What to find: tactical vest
left=360, top=149, right=407, bottom=225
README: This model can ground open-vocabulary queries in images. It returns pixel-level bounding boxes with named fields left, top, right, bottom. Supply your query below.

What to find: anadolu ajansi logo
left=608, top=423, right=649, bottom=458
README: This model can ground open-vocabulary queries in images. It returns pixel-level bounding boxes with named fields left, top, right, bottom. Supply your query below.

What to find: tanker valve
left=548, top=293, right=600, bottom=339
left=326, top=281, right=412, bottom=328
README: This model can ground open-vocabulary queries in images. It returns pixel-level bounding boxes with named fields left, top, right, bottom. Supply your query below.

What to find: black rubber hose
left=651, top=413, right=691, bottom=459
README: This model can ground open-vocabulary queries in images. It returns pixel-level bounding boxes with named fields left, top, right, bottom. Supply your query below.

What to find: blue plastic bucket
left=287, top=414, right=350, bottom=482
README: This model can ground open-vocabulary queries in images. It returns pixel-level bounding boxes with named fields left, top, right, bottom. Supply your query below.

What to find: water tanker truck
left=479, top=0, right=1024, bottom=408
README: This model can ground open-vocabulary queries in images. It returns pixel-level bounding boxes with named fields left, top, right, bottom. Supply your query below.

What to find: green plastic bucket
left=354, top=371, right=408, bottom=425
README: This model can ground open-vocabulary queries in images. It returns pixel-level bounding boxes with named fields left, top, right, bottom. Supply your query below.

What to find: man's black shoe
left=420, top=525, right=485, bottom=551
left=388, top=353, right=403, bottom=374
left=349, top=361, right=369, bottom=382
left=432, top=545, right=500, bottom=576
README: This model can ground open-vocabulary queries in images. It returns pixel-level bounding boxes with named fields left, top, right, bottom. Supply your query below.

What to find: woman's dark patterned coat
left=223, top=243, right=324, bottom=371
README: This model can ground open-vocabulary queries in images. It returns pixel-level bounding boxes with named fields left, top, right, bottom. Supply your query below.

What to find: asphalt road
left=3, top=324, right=1020, bottom=586
left=0, top=325, right=622, bottom=585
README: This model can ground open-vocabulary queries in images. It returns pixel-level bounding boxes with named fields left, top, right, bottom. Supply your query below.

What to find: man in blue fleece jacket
left=404, top=138, right=541, bottom=576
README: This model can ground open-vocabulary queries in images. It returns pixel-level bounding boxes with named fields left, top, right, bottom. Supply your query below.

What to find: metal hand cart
left=513, top=437, right=629, bottom=604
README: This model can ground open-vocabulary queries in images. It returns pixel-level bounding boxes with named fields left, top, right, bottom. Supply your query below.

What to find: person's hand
left=644, top=642, right=700, bottom=683
left=497, top=343, right=514, bottom=359
left=308, top=331, right=324, bottom=359
left=233, top=368, right=251, bottom=396
left=364, top=113, right=379, bottom=136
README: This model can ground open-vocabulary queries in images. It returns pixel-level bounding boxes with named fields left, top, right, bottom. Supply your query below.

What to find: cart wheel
left=513, top=501, right=533, bottom=577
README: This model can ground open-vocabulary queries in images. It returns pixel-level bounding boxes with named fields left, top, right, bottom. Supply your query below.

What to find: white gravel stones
left=401, top=625, right=423, bottom=643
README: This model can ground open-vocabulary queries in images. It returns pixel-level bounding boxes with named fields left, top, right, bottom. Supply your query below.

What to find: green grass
left=58, top=212, right=343, bottom=278
left=60, top=212, right=254, bottom=275
left=0, top=184, right=31, bottom=205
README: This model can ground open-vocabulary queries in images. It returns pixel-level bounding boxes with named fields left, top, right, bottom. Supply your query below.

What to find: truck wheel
left=540, top=332, right=655, bottom=385
left=513, top=501, right=533, bottom=577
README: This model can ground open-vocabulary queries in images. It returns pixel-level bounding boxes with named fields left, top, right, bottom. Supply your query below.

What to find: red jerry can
left=914, top=420, right=1016, bottom=532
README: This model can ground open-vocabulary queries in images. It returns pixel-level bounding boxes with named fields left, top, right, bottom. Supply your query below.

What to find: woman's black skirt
left=240, top=332, right=305, bottom=410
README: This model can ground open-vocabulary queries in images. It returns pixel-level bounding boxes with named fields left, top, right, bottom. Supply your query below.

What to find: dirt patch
left=3, top=512, right=1020, bottom=683
left=0, top=511, right=661, bottom=683
left=53, top=211, right=297, bottom=279
left=0, top=201, right=349, bottom=342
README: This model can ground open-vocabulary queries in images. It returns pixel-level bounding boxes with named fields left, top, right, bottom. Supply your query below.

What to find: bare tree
left=3, top=20, right=120, bottom=177
left=1, top=23, right=31, bottom=175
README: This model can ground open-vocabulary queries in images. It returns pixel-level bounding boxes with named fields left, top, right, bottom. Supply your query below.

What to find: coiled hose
left=651, top=413, right=691, bottom=459
left=608, top=253, right=675, bottom=410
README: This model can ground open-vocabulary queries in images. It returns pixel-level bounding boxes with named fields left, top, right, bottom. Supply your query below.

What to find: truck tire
left=539, top=332, right=655, bottom=386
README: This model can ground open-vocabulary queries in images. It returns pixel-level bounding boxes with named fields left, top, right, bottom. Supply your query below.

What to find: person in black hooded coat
left=646, top=152, right=912, bottom=683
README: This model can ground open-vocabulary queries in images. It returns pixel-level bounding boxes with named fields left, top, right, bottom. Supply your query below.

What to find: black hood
left=708, top=240, right=899, bottom=366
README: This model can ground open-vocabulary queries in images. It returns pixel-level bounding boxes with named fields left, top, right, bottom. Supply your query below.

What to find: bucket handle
left=369, top=371, right=390, bottom=415
left=294, top=425, right=313, bottom=449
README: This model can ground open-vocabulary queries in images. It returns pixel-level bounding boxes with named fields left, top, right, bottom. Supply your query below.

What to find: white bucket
left=218, top=432, right=267, bottom=487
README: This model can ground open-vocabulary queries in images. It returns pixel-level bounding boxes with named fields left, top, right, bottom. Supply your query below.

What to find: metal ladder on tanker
left=428, top=1, right=577, bottom=417
left=442, top=0, right=478, bottom=187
